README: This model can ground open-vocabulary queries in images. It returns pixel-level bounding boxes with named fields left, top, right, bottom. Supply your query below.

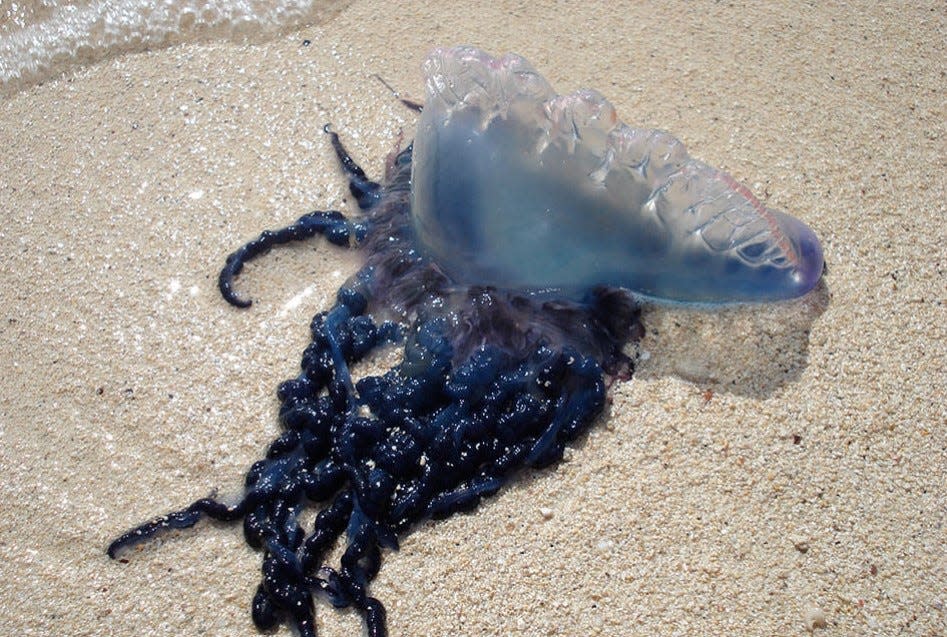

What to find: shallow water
left=0, top=0, right=349, bottom=95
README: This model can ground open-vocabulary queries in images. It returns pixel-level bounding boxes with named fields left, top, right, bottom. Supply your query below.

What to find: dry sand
left=1, top=1, right=944, bottom=635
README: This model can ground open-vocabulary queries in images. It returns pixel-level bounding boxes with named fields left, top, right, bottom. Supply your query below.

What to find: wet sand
left=1, top=1, right=944, bottom=635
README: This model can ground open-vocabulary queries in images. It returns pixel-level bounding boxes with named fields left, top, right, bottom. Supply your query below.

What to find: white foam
left=0, top=0, right=346, bottom=96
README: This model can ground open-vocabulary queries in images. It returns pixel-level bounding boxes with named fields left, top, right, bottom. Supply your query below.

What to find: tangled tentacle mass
left=108, top=129, right=642, bottom=637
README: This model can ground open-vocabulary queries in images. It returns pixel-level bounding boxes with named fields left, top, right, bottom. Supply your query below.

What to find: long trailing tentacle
left=106, top=497, right=245, bottom=558
left=218, top=209, right=367, bottom=307
left=219, top=124, right=381, bottom=308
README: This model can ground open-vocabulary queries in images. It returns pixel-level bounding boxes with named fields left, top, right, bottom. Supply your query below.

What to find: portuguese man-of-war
left=108, top=46, right=824, bottom=637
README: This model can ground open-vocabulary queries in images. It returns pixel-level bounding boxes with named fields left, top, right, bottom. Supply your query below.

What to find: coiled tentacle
left=217, top=209, right=367, bottom=308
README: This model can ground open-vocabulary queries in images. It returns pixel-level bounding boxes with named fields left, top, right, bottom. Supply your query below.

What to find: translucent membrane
left=411, top=46, right=823, bottom=304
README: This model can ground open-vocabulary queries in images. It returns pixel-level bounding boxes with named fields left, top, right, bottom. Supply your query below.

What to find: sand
left=1, top=1, right=944, bottom=635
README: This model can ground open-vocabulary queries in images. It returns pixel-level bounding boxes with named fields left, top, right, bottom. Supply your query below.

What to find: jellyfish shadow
left=631, top=278, right=830, bottom=400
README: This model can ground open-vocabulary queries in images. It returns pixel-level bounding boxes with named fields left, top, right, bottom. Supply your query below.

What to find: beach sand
left=1, top=1, right=944, bottom=635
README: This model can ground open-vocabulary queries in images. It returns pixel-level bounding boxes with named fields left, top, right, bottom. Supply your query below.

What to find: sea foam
left=0, top=0, right=346, bottom=96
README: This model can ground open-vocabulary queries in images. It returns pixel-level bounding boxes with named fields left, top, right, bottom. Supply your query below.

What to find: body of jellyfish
left=108, top=46, right=823, bottom=637
left=108, top=124, right=640, bottom=637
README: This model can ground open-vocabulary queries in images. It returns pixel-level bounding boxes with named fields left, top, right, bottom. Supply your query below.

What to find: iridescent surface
left=412, top=47, right=824, bottom=304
